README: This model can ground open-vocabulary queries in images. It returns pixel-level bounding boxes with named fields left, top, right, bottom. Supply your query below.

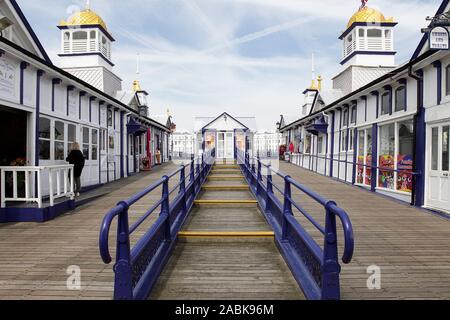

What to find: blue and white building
left=279, top=0, right=450, bottom=214
left=0, top=1, right=172, bottom=222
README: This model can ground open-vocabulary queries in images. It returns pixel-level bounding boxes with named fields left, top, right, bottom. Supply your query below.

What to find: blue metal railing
left=236, top=149, right=354, bottom=300
left=99, top=149, right=215, bottom=300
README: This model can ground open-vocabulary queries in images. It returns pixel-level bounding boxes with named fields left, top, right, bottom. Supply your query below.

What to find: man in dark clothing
left=66, top=143, right=85, bottom=197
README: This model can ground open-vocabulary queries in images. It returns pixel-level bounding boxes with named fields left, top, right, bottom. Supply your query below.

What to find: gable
left=203, top=113, right=248, bottom=131
left=0, top=0, right=51, bottom=63
left=412, top=0, right=450, bottom=60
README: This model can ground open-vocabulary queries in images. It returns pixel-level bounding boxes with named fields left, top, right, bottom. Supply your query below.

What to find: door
left=225, top=132, right=234, bottom=158
left=217, top=132, right=225, bottom=158
left=428, top=124, right=450, bottom=212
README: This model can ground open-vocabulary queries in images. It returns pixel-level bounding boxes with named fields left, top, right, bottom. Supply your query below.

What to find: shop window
left=343, top=109, right=349, bottom=127
left=397, top=121, right=414, bottom=192
left=92, top=129, right=98, bottom=161
left=348, top=130, right=355, bottom=151
left=318, top=136, right=324, bottom=154
left=107, top=109, right=113, bottom=127
left=54, top=121, right=65, bottom=160
left=357, top=131, right=365, bottom=184
left=381, top=92, right=390, bottom=115
left=82, top=127, right=90, bottom=160
left=129, top=136, right=134, bottom=155
left=443, top=126, right=450, bottom=172
left=341, top=130, right=348, bottom=152
left=350, top=106, right=357, bottom=124
left=378, top=124, right=395, bottom=190
left=304, top=135, right=311, bottom=154
left=39, top=117, right=51, bottom=160
left=67, top=124, right=76, bottom=151
left=395, top=86, right=406, bottom=112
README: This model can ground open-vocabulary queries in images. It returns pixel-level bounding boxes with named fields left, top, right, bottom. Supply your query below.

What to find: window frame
left=380, top=91, right=391, bottom=116
left=395, top=85, right=407, bottom=112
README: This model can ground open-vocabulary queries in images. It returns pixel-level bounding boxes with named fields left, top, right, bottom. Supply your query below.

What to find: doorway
left=0, top=106, right=28, bottom=198
left=428, top=123, right=450, bottom=212
left=216, top=132, right=234, bottom=159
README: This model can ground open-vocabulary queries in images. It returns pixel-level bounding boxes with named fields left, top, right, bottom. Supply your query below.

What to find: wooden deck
left=275, top=162, right=450, bottom=300
left=0, top=163, right=178, bottom=300
left=150, top=163, right=305, bottom=300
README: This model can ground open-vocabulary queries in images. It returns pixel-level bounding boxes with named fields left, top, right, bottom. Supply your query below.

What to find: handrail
left=236, top=148, right=354, bottom=300
left=99, top=148, right=215, bottom=300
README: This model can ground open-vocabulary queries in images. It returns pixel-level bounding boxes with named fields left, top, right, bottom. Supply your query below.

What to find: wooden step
left=211, top=170, right=241, bottom=174
left=177, top=231, right=275, bottom=239
left=194, top=200, right=258, bottom=205
left=207, top=176, right=244, bottom=181
left=213, top=165, right=239, bottom=169
left=202, top=185, right=249, bottom=191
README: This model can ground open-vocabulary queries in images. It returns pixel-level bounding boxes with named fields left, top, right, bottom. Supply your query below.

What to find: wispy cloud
left=18, top=0, right=441, bottom=131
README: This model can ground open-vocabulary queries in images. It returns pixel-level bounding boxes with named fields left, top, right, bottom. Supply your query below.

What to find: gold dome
left=347, top=7, right=394, bottom=29
left=59, top=9, right=107, bottom=30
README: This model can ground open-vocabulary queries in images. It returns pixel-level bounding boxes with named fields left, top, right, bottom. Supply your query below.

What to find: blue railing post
left=161, top=176, right=171, bottom=240
left=282, top=176, right=293, bottom=241
left=189, top=159, right=195, bottom=183
left=113, top=201, right=133, bottom=300
left=265, top=165, right=273, bottom=213
left=195, top=159, right=201, bottom=193
left=256, top=158, right=262, bottom=198
left=322, top=201, right=341, bottom=300
left=179, top=166, right=187, bottom=217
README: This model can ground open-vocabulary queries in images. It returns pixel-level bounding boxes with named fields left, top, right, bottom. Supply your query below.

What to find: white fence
left=0, top=165, right=74, bottom=208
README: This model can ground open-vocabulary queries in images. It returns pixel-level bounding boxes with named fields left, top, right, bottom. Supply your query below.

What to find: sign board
left=430, top=26, right=449, bottom=50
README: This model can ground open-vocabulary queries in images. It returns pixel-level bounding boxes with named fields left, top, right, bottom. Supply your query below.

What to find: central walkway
left=150, top=161, right=304, bottom=300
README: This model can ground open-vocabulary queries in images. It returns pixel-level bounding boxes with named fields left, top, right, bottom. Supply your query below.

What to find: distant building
left=254, top=131, right=282, bottom=157
left=194, top=113, right=257, bottom=158
left=170, top=132, right=195, bottom=159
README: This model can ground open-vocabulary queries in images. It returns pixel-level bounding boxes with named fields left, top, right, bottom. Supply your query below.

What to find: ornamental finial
left=360, top=0, right=368, bottom=10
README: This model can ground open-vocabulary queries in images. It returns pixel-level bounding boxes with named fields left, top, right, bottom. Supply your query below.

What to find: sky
left=18, top=0, right=440, bottom=131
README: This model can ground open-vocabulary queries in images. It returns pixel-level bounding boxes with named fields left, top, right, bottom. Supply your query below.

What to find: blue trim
left=0, top=199, right=75, bottom=223
left=433, top=60, right=442, bottom=105
left=35, top=70, right=45, bottom=167
left=57, top=52, right=115, bottom=67
left=57, top=24, right=115, bottom=42
left=120, top=111, right=125, bottom=179
left=371, top=124, right=378, bottom=192
left=352, top=128, right=358, bottom=185
left=414, top=69, right=425, bottom=207
left=340, top=51, right=396, bottom=66
left=19, top=62, right=29, bottom=104
left=9, top=0, right=52, bottom=63
left=339, top=22, right=398, bottom=40
left=329, top=111, right=335, bottom=178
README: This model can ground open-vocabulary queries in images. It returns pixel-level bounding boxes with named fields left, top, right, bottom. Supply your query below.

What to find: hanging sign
left=429, top=26, right=449, bottom=50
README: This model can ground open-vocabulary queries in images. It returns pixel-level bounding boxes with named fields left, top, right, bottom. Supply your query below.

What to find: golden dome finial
left=133, top=80, right=142, bottom=92
left=346, top=4, right=395, bottom=29
left=59, top=6, right=108, bottom=30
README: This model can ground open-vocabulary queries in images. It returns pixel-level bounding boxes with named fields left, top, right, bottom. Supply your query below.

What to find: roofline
left=411, top=0, right=450, bottom=60
left=0, top=36, right=170, bottom=132
left=201, top=112, right=250, bottom=131
left=57, top=24, right=115, bottom=42
left=280, top=50, right=436, bottom=131
left=9, top=0, right=52, bottom=63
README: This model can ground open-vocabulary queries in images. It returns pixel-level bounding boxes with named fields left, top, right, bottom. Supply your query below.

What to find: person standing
left=66, top=143, right=85, bottom=197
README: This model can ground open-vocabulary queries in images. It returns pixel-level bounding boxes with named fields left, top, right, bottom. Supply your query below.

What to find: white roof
left=194, top=113, right=257, bottom=132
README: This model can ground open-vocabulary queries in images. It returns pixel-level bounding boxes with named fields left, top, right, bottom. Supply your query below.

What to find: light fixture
left=0, top=15, right=13, bottom=36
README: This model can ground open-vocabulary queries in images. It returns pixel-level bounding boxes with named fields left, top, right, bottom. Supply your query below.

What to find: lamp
left=0, top=15, right=13, bottom=37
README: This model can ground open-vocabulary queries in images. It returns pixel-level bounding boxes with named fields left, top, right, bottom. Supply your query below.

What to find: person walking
left=66, top=143, right=85, bottom=197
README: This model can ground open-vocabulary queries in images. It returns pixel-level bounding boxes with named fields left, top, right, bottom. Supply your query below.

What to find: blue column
left=371, top=124, right=378, bottom=192
left=51, top=79, right=61, bottom=112
left=414, top=69, right=425, bottom=207
left=352, top=127, right=358, bottom=185
left=35, top=70, right=45, bottom=197
left=329, top=111, right=335, bottom=178
left=19, top=62, right=29, bottom=105
left=433, top=60, right=442, bottom=105
left=120, top=111, right=125, bottom=179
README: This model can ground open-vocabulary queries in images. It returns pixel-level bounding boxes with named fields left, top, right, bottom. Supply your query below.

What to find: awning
left=127, top=118, right=148, bottom=135
left=305, top=117, right=328, bottom=136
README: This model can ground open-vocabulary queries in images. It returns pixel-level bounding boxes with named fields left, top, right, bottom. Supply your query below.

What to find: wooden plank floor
left=150, top=164, right=305, bottom=300
left=273, top=162, right=450, bottom=300
left=0, top=163, right=179, bottom=300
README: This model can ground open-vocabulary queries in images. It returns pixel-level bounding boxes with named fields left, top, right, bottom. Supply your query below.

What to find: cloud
left=17, top=0, right=440, bottom=131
